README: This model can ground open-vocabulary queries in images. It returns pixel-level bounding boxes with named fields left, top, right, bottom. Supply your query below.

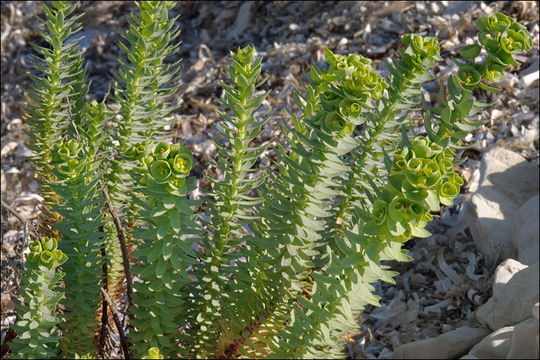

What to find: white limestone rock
left=506, top=317, right=539, bottom=359
left=468, top=326, right=514, bottom=358
left=392, top=327, right=490, bottom=359
left=493, top=259, right=528, bottom=297
left=465, top=186, right=519, bottom=267
left=478, top=146, right=539, bottom=206
left=476, top=262, right=539, bottom=330
left=465, top=147, right=539, bottom=267
left=512, top=195, right=540, bottom=265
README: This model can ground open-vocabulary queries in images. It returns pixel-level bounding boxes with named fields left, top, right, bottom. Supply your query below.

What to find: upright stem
left=100, top=180, right=133, bottom=310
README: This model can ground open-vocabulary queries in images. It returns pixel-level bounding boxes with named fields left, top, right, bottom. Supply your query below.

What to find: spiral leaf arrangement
left=171, top=46, right=272, bottom=358
left=23, top=0, right=89, bottom=213
left=108, top=0, right=181, bottom=210
left=49, top=136, right=105, bottom=358
left=9, top=237, right=67, bottom=359
left=427, top=12, right=533, bottom=145
left=128, top=141, right=201, bottom=358
left=103, top=3, right=183, bottom=338
left=13, top=2, right=533, bottom=359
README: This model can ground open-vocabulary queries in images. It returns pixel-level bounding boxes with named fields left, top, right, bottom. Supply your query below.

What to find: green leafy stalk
left=108, top=0, right=181, bottom=209
left=49, top=101, right=108, bottom=356
left=129, top=142, right=201, bottom=358
left=105, top=2, right=183, bottom=350
left=112, top=0, right=180, bottom=149
left=334, top=33, right=443, bottom=236
left=9, top=237, right=67, bottom=359
left=50, top=137, right=104, bottom=357
left=178, top=46, right=270, bottom=358
left=24, top=0, right=89, bottom=210
left=284, top=36, right=445, bottom=357
left=426, top=12, right=533, bottom=146
left=239, top=49, right=387, bottom=358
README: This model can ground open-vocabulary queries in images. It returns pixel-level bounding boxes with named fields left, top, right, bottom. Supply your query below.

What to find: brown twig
left=100, top=287, right=131, bottom=360
left=99, top=180, right=133, bottom=310
left=1, top=198, right=26, bottom=223
left=65, top=95, right=83, bottom=142
left=98, top=225, right=108, bottom=358
left=102, top=81, right=112, bottom=103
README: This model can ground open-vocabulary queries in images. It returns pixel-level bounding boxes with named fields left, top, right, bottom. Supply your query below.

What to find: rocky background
left=1, top=1, right=539, bottom=359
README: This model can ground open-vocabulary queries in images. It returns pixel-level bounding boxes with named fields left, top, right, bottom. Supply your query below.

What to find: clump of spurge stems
left=10, top=1, right=532, bottom=359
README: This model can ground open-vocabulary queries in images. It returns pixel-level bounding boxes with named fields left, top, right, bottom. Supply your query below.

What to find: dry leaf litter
left=1, top=1, right=538, bottom=359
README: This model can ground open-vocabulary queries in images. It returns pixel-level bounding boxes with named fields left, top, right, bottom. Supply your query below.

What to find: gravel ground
left=1, top=1, right=538, bottom=358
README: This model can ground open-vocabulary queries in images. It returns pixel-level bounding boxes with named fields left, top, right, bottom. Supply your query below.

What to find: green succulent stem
left=24, top=0, right=89, bottom=210
left=18, top=4, right=533, bottom=359
left=9, top=238, right=67, bottom=359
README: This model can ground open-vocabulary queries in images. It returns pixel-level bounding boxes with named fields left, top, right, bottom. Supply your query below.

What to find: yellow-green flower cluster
left=327, top=52, right=387, bottom=100
left=400, top=34, right=444, bottom=74
left=27, top=237, right=68, bottom=269
left=313, top=49, right=387, bottom=134
left=142, top=347, right=165, bottom=359
left=456, top=12, right=533, bottom=88
left=365, top=136, right=463, bottom=242
left=50, top=139, right=84, bottom=177
left=133, top=142, right=193, bottom=189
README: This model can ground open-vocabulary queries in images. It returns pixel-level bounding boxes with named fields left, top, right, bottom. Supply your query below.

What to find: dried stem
left=98, top=226, right=108, bottom=358
left=99, top=180, right=133, bottom=310
left=65, top=95, right=82, bottom=142
left=100, top=287, right=131, bottom=359
left=1, top=198, right=27, bottom=223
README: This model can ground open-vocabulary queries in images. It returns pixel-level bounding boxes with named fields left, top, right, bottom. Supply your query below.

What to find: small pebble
left=441, top=324, right=453, bottom=332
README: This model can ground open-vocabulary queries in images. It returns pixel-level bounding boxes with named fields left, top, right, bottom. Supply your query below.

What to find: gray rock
left=512, top=195, right=540, bottom=265
left=477, top=262, right=539, bottom=330
left=533, top=303, right=539, bottom=321
left=392, top=327, right=490, bottom=359
left=478, top=147, right=539, bottom=207
left=493, top=259, right=528, bottom=297
left=465, top=186, right=519, bottom=267
left=442, top=1, right=474, bottom=15
left=506, top=317, right=539, bottom=359
left=465, top=146, right=539, bottom=267
left=468, top=326, right=514, bottom=358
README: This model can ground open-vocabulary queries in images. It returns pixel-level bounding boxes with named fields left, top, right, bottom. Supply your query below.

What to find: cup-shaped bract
left=371, top=199, right=388, bottom=226
left=484, top=60, right=506, bottom=82
left=152, top=142, right=171, bottom=160
left=477, top=12, right=511, bottom=33
left=456, top=64, right=482, bottom=87
left=501, top=25, right=533, bottom=54
left=422, top=159, right=442, bottom=188
left=170, top=151, right=193, bottom=177
left=149, top=159, right=173, bottom=183
left=324, top=112, right=346, bottom=132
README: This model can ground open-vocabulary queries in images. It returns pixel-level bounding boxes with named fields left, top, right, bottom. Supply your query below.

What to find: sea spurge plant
left=24, top=0, right=89, bottom=220
left=366, top=135, right=458, bottom=243
left=426, top=12, right=532, bottom=145
left=14, top=2, right=533, bottom=359
left=142, top=347, right=165, bottom=359
left=9, top=237, right=67, bottom=359
left=177, top=45, right=271, bottom=358
left=129, top=141, right=201, bottom=358
left=234, top=50, right=389, bottom=358
left=50, top=137, right=105, bottom=357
